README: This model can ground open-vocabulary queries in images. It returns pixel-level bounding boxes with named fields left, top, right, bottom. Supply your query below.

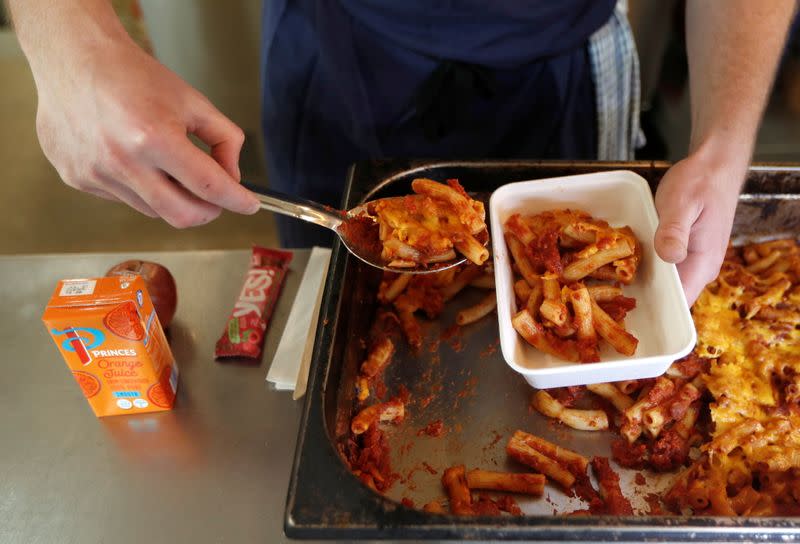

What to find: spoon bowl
left=242, top=183, right=484, bottom=274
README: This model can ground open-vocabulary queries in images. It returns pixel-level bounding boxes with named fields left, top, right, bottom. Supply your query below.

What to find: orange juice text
left=42, top=275, right=179, bottom=417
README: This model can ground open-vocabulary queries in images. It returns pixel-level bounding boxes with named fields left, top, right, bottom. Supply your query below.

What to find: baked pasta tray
left=286, top=160, right=800, bottom=541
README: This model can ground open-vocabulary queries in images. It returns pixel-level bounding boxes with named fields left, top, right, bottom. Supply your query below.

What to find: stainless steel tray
left=286, top=160, right=800, bottom=541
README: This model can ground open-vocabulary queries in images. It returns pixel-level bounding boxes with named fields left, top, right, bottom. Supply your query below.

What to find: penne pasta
left=586, top=284, right=623, bottom=302
left=506, top=432, right=576, bottom=489
left=730, top=486, right=761, bottom=516
left=562, top=239, right=633, bottom=282
left=507, top=234, right=540, bottom=287
left=442, top=465, right=474, bottom=515
left=350, top=398, right=405, bottom=435
left=591, top=457, right=633, bottom=515
left=465, top=469, right=545, bottom=496
left=753, top=238, right=796, bottom=256
left=456, top=292, right=497, bottom=325
left=586, top=382, right=633, bottom=412
left=673, top=401, right=701, bottom=441
left=613, top=257, right=638, bottom=284
left=372, top=178, right=488, bottom=267
left=620, top=377, right=675, bottom=443
left=412, top=178, right=485, bottom=235
left=642, top=405, right=668, bottom=439
left=540, top=298, right=568, bottom=327
left=455, top=232, right=490, bottom=267
left=383, top=238, right=422, bottom=266
left=570, top=286, right=599, bottom=362
left=531, top=390, right=609, bottom=431
left=687, top=479, right=711, bottom=511
left=505, top=213, right=536, bottom=246
left=510, top=430, right=589, bottom=475
left=512, top=310, right=578, bottom=362
left=541, top=273, right=561, bottom=301
left=561, top=222, right=599, bottom=245
left=379, top=273, right=412, bottom=303
left=525, top=278, right=544, bottom=317
left=356, top=376, right=370, bottom=402
left=360, top=337, right=395, bottom=378
left=589, top=299, right=638, bottom=356
left=424, top=249, right=459, bottom=264
left=615, top=379, right=642, bottom=395
left=514, top=278, right=532, bottom=302
left=396, top=308, right=422, bottom=350
left=441, top=265, right=484, bottom=301
left=746, top=250, right=781, bottom=274
left=587, top=264, right=619, bottom=282
left=708, top=483, right=738, bottom=516
left=503, top=209, right=640, bottom=364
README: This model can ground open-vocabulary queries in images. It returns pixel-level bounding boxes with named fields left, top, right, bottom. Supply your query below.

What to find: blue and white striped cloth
left=589, top=0, right=643, bottom=160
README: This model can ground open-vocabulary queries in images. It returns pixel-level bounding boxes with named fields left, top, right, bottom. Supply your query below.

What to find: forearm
left=6, top=0, right=131, bottom=80
left=654, top=2, right=796, bottom=302
left=686, top=0, right=795, bottom=167
left=5, top=0, right=257, bottom=226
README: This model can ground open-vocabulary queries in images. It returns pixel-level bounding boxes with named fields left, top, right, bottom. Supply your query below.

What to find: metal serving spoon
left=242, top=182, right=481, bottom=274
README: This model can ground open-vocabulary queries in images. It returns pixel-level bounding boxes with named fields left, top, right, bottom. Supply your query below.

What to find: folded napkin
left=266, top=247, right=331, bottom=398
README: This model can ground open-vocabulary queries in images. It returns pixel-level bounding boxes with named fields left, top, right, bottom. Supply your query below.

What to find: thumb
left=654, top=195, right=700, bottom=264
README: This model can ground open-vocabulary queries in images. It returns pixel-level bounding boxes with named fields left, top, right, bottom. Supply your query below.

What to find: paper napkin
left=266, top=246, right=331, bottom=396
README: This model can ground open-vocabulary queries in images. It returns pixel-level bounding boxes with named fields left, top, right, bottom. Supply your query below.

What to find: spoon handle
left=241, top=182, right=344, bottom=231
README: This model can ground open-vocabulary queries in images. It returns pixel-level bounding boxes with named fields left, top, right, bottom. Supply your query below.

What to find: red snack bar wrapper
left=215, top=246, right=293, bottom=359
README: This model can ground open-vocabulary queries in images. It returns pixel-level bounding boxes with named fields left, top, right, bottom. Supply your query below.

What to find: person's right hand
left=32, top=32, right=260, bottom=227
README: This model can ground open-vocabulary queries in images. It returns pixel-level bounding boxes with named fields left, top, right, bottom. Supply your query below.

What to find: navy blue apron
left=261, top=0, right=615, bottom=247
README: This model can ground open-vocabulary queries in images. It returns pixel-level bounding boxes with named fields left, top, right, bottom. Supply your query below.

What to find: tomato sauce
left=591, top=456, right=633, bottom=515
left=611, top=438, right=648, bottom=469
left=417, top=420, right=445, bottom=437
left=528, top=230, right=563, bottom=275
left=649, top=430, right=689, bottom=472
left=339, top=214, right=382, bottom=258
left=343, top=426, right=398, bottom=492
left=550, top=385, right=586, bottom=408
left=598, top=295, right=637, bottom=322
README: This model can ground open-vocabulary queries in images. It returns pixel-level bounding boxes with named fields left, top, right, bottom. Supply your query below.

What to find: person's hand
left=653, top=149, right=748, bottom=305
left=33, top=34, right=259, bottom=227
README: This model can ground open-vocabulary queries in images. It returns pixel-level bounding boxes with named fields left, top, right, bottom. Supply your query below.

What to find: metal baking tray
left=285, top=160, right=800, bottom=541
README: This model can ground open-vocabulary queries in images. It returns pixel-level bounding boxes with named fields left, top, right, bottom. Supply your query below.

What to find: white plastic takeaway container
left=489, top=170, right=696, bottom=389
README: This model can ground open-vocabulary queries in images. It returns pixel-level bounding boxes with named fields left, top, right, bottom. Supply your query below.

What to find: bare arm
left=654, top=0, right=795, bottom=303
left=6, top=0, right=259, bottom=227
left=685, top=1, right=793, bottom=154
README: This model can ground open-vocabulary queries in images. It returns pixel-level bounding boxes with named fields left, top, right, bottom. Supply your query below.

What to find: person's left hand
left=653, top=149, right=749, bottom=305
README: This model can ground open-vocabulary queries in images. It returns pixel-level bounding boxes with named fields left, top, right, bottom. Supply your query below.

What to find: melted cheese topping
left=692, top=287, right=744, bottom=359
left=372, top=179, right=487, bottom=266
left=667, top=243, right=800, bottom=514
left=694, top=268, right=800, bottom=434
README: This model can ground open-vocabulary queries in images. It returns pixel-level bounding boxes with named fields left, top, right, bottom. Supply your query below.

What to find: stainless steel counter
left=0, top=250, right=312, bottom=543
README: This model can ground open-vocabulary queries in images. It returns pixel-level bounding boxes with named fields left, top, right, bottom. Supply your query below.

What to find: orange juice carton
left=42, top=275, right=179, bottom=417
